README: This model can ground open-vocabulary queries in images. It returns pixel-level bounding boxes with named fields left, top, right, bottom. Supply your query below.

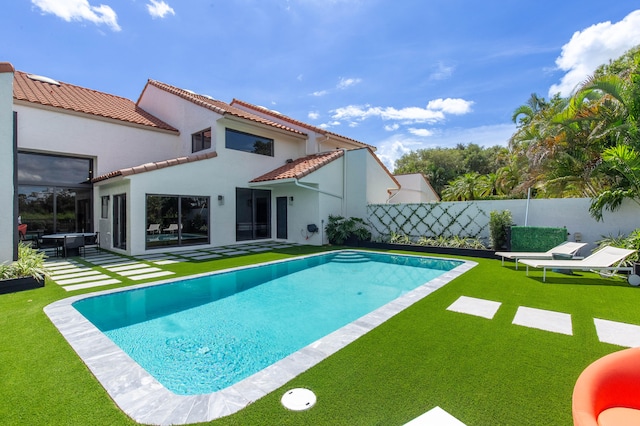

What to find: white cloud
left=31, top=0, right=121, bottom=31
left=384, top=123, right=400, bottom=131
left=549, top=9, right=640, bottom=97
left=147, top=0, right=175, bottom=19
left=337, top=77, right=362, bottom=89
left=308, top=111, right=319, bottom=120
left=330, top=98, right=473, bottom=126
left=429, top=62, right=455, bottom=81
left=312, top=90, right=328, bottom=97
left=426, top=98, right=474, bottom=115
left=408, top=128, right=433, bottom=137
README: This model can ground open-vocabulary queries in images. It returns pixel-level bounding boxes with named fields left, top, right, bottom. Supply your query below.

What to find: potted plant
left=325, top=215, right=372, bottom=245
left=0, top=243, right=48, bottom=294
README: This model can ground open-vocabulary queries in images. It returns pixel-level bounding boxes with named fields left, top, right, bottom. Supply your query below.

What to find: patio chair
left=572, top=347, right=640, bottom=426
left=495, top=241, right=587, bottom=269
left=147, top=223, right=161, bottom=234
left=164, top=223, right=180, bottom=233
left=18, top=224, right=28, bottom=241
left=518, top=245, right=637, bottom=283
left=61, top=235, right=85, bottom=258
left=80, top=232, right=100, bottom=257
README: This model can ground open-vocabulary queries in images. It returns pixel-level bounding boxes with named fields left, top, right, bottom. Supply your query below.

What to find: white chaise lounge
left=495, top=241, right=587, bottom=269
left=518, top=245, right=637, bottom=283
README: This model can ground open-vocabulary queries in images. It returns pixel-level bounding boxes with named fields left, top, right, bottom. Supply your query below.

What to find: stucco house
left=0, top=62, right=400, bottom=261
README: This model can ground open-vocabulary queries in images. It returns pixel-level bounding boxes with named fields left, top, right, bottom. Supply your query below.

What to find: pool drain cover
left=281, top=388, right=316, bottom=411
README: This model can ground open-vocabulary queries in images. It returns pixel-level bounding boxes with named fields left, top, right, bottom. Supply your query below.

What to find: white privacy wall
left=368, top=198, right=640, bottom=252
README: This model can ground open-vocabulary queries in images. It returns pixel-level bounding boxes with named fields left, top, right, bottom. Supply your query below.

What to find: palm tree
left=441, top=173, right=482, bottom=201
left=590, top=144, right=640, bottom=220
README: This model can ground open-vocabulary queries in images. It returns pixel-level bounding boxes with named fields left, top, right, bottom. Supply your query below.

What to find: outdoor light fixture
left=217, top=195, right=224, bottom=205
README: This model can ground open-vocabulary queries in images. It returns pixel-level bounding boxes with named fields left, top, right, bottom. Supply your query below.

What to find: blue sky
left=3, top=1, right=640, bottom=171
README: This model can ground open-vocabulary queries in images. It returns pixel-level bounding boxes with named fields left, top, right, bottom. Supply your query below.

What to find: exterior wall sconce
left=289, top=196, right=294, bottom=205
left=218, top=195, right=224, bottom=205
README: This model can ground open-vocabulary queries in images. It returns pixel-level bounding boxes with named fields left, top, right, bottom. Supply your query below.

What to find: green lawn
left=2, top=246, right=638, bottom=425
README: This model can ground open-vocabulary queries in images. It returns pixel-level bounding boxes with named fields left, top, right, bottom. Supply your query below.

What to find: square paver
left=447, top=296, right=502, bottom=319
left=404, top=406, right=466, bottom=426
left=594, top=318, right=640, bottom=347
left=513, top=306, right=573, bottom=335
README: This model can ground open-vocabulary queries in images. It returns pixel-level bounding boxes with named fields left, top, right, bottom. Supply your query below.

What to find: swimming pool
left=45, top=249, right=476, bottom=424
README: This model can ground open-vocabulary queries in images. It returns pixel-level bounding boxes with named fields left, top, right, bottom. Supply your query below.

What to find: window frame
left=191, top=128, right=212, bottom=153
left=225, top=128, right=274, bottom=157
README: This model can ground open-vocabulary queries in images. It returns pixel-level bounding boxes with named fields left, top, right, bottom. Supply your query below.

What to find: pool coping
left=44, top=249, right=477, bottom=425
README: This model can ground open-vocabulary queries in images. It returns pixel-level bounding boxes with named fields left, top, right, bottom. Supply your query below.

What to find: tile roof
left=144, top=80, right=306, bottom=137
left=92, top=150, right=218, bottom=183
left=250, top=150, right=345, bottom=183
left=13, top=71, right=178, bottom=132
left=231, top=98, right=376, bottom=150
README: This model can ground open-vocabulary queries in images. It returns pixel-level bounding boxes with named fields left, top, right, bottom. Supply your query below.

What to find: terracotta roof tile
left=145, top=80, right=306, bottom=137
left=250, top=150, right=344, bottom=183
left=13, top=71, right=178, bottom=132
left=231, top=99, right=376, bottom=150
left=92, top=150, right=218, bottom=183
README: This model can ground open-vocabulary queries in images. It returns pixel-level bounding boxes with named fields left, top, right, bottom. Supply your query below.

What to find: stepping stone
left=57, top=274, right=113, bottom=285
left=191, top=253, right=222, bottom=260
left=404, top=406, right=466, bottom=426
left=447, top=296, right=502, bottom=319
left=129, top=271, right=174, bottom=281
left=62, top=279, right=121, bottom=292
left=594, top=318, right=640, bottom=347
left=118, top=267, right=161, bottom=276
left=154, top=259, right=182, bottom=265
left=106, top=263, right=150, bottom=272
left=513, top=306, right=573, bottom=336
left=51, top=270, right=102, bottom=281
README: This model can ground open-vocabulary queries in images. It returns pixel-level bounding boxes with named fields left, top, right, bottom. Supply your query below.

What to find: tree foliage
left=393, top=44, right=640, bottom=218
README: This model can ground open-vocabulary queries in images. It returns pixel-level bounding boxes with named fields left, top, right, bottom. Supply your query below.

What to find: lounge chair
left=496, top=241, right=587, bottom=269
left=164, top=223, right=180, bottom=233
left=147, top=223, right=161, bottom=234
left=519, top=245, right=637, bottom=283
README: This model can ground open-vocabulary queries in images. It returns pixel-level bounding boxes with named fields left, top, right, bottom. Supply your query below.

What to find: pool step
left=331, top=252, right=371, bottom=263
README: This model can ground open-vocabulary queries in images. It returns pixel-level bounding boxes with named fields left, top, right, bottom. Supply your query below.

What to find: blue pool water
left=73, top=251, right=461, bottom=395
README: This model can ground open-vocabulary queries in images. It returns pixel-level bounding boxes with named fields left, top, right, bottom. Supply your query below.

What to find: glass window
left=236, top=188, right=271, bottom=241
left=192, top=128, right=212, bottom=152
left=17, top=152, right=94, bottom=235
left=146, top=195, right=209, bottom=249
left=18, top=152, right=92, bottom=185
left=226, top=128, right=274, bottom=157
left=18, top=186, right=92, bottom=235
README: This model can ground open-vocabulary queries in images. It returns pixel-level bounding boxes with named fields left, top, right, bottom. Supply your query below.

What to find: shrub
left=596, top=229, right=640, bottom=265
left=0, top=243, right=49, bottom=281
left=489, top=210, right=513, bottom=250
left=325, top=215, right=372, bottom=245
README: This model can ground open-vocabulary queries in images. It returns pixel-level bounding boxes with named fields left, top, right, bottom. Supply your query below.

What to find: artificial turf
left=1, top=246, right=638, bottom=425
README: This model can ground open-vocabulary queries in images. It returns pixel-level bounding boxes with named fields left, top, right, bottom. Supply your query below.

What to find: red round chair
left=572, top=347, right=640, bottom=425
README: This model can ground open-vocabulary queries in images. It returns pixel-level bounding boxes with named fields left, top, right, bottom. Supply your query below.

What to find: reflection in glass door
left=113, top=194, right=127, bottom=249
left=276, top=196, right=287, bottom=239
left=236, top=188, right=271, bottom=241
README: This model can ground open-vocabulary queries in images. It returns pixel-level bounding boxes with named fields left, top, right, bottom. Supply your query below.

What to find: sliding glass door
left=236, top=188, right=271, bottom=241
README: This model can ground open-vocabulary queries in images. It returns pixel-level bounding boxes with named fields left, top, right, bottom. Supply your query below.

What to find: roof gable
left=143, top=80, right=306, bottom=137
left=250, top=150, right=344, bottom=183
left=13, top=71, right=177, bottom=132
left=231, top=98, right=376, bottom=150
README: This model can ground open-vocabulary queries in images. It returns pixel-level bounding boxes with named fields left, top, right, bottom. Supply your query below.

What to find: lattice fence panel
left=367, top=202, right=490, bottom=242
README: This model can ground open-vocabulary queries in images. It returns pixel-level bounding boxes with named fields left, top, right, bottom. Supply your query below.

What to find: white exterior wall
left=391, top=174, right=439, bottom=203
left=14, top=104, right=181, bottom=176
left=344, top=149, right=398, bottom=219
left=0, top=65, right=15, bottom=262
left=368, top=198, right=640, bottom=253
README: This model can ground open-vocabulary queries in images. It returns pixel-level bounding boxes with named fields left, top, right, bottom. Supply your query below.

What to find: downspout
left=293, top=180, right=343, bottom=199
left=342, top=148, right=347, bottom=216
